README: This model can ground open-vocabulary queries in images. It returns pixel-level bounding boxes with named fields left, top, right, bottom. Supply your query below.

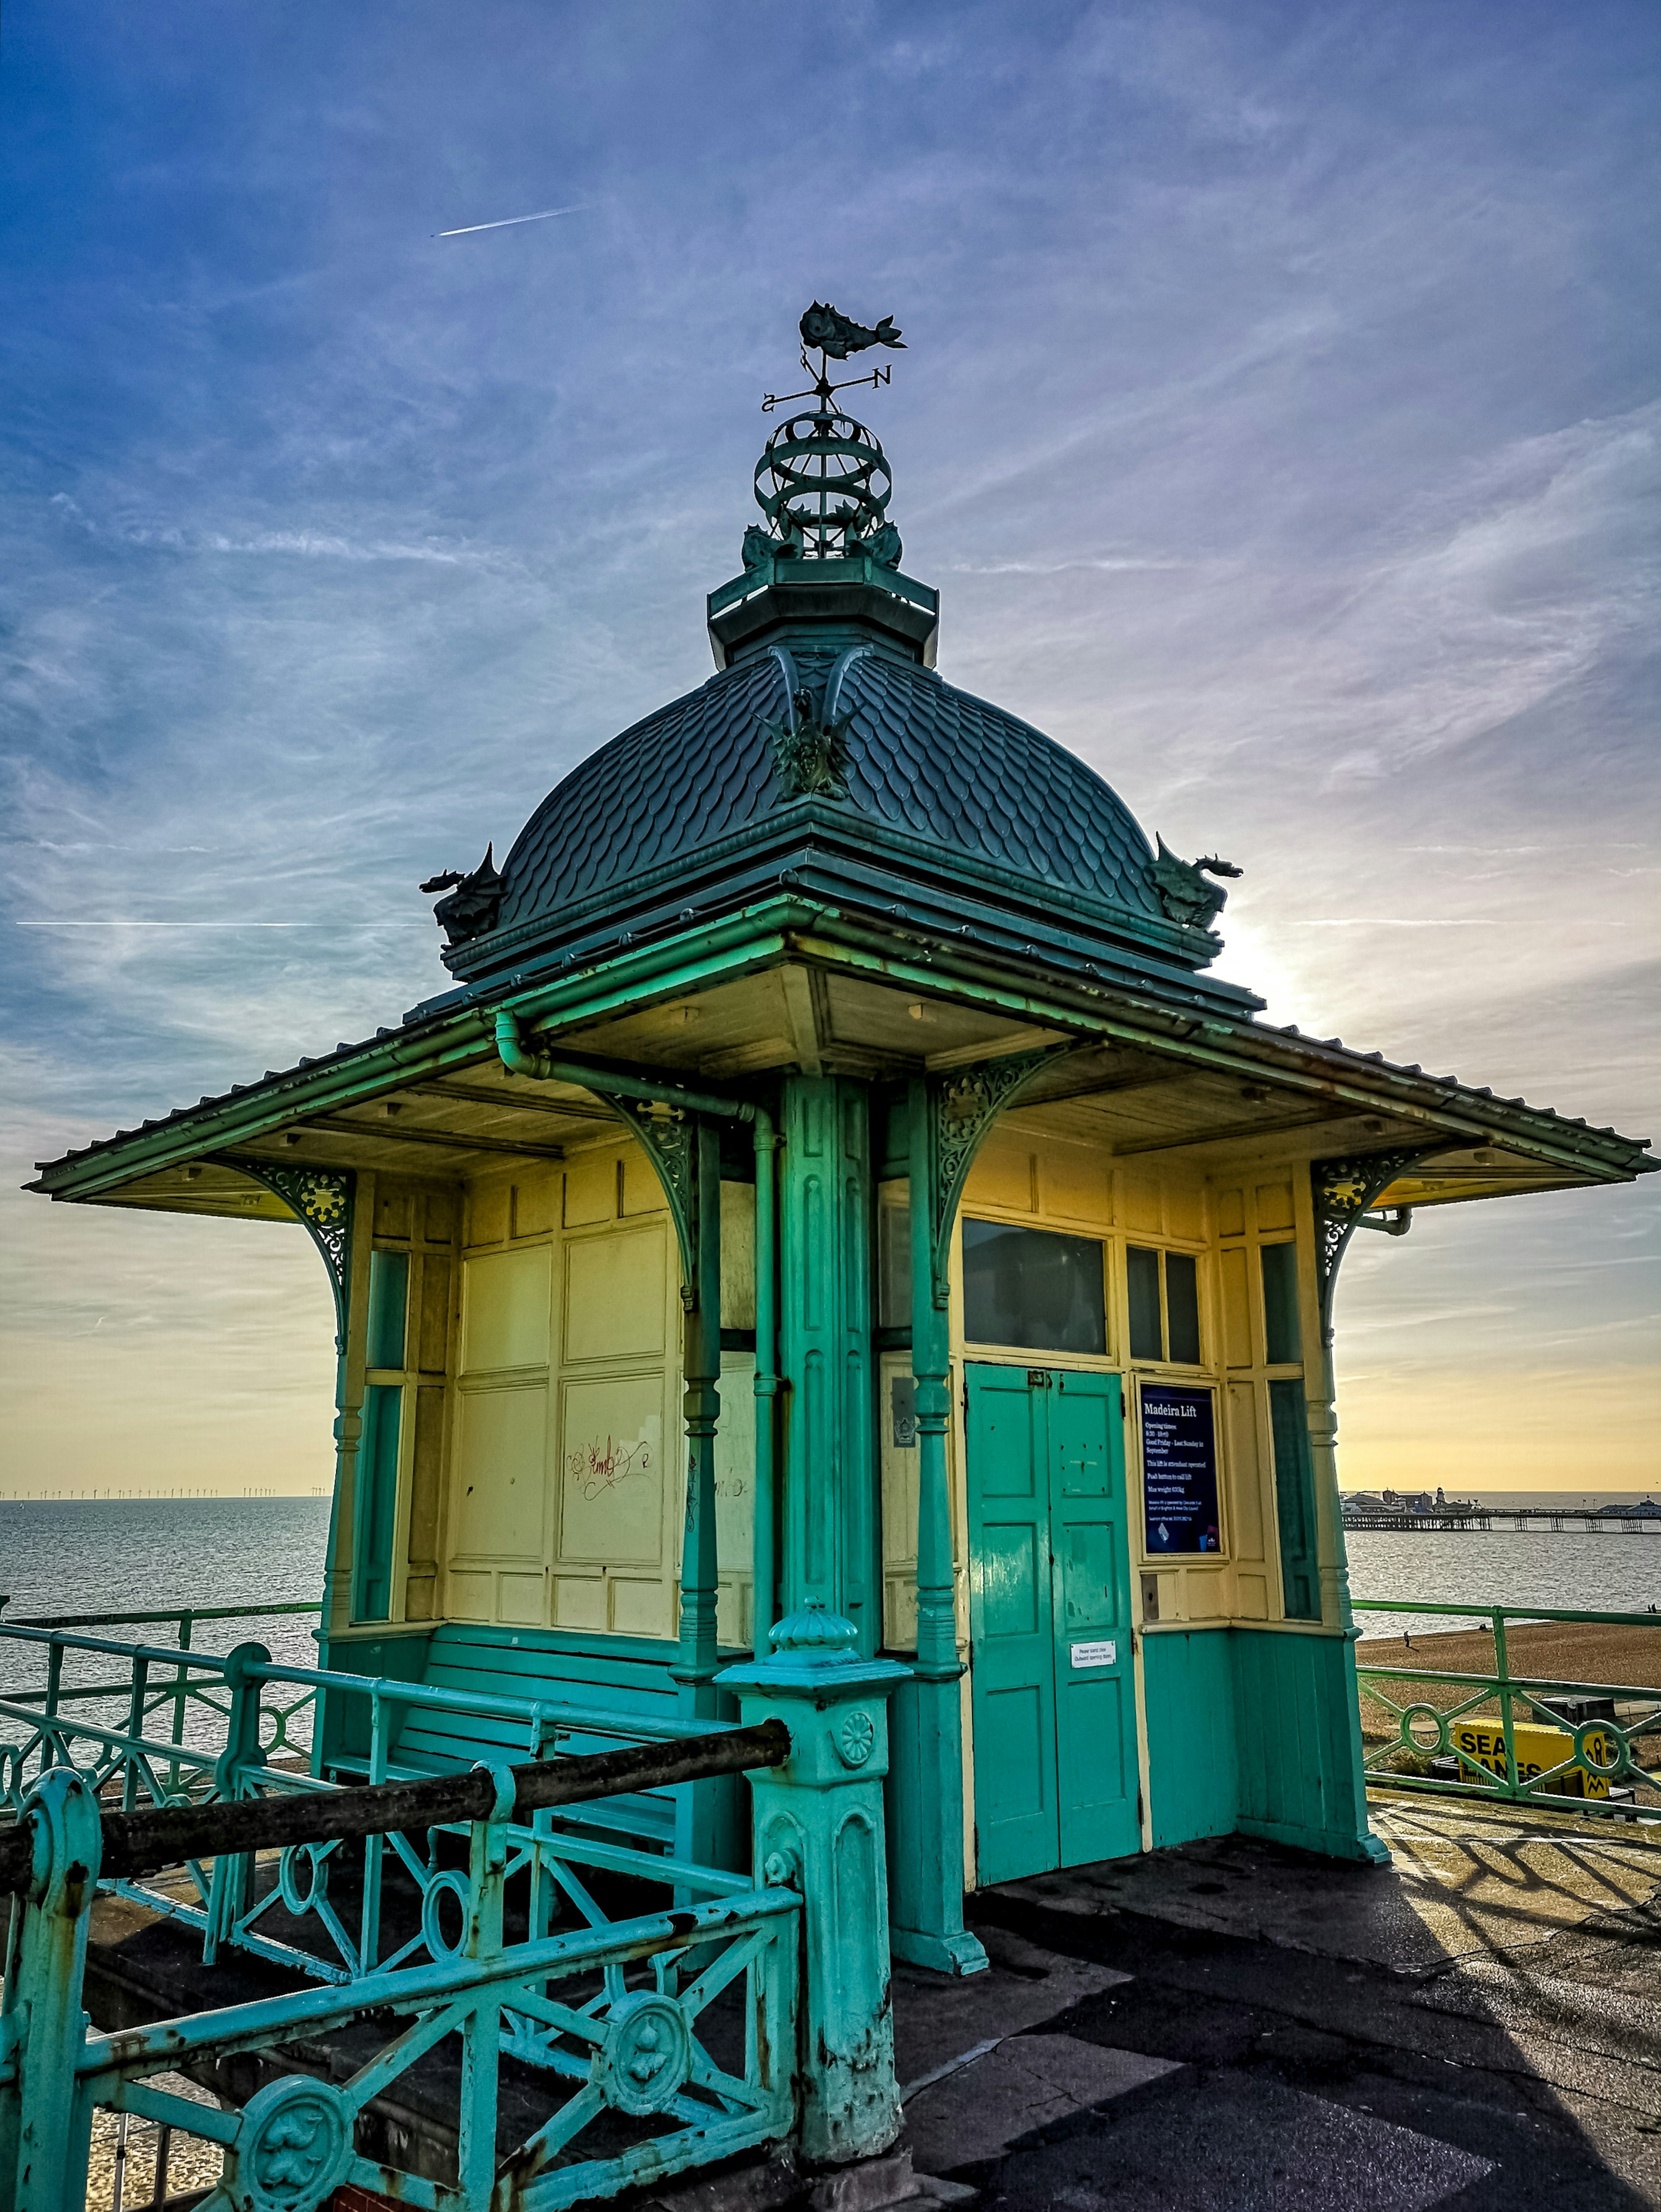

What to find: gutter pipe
left=494, top=1010, right=781, bottom=1647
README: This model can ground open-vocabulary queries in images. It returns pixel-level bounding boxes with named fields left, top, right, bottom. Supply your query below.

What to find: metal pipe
left=0, top=1718, right=791, bottom=1894
left=751, top=1117, right=780, bottom=1646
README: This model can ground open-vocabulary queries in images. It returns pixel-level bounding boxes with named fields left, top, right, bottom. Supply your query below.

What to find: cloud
left=1, top=0, right=1655, bottom=1493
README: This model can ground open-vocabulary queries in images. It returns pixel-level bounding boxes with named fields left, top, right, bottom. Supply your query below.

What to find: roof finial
left=747, top=304, right=906, bottom=568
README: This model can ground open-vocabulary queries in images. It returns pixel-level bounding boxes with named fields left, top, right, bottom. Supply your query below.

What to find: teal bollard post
left=204, top=1639, right=271, bottom=1964
left=718, top=1605, right=908, bottom=2166
left=0, top=1769, right=103, bottom=2212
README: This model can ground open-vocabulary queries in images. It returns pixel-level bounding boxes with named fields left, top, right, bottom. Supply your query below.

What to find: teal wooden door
left=966, top=1365, right=1140, bottom=1883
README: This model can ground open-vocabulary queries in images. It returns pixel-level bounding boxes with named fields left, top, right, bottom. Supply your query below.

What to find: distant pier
left=1344, top=1501, right=1661, bottom=1533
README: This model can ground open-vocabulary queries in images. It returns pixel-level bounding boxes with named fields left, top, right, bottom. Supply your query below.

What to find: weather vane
left=763, top=302, right=906, bottom=414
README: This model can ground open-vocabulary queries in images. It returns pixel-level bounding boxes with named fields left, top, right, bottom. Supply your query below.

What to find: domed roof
left=490, top=642, right=1166, bottom=941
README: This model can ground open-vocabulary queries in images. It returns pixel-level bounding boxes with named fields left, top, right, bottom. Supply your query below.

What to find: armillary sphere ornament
left=752, top=303, right=907, bottom=564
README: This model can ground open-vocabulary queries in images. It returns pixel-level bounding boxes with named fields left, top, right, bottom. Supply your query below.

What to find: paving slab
left=904, top=2034, right=1178, bottom=2173
left=991, top=1793, right=1661, bottom=1970
left=955, top=2073, right=1495, bottom=2212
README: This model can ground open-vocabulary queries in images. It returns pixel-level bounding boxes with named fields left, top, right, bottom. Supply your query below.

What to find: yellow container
left=1452, top=1720, right=1613, bottom=1798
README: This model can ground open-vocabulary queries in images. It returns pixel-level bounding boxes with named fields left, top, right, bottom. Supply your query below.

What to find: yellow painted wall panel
left=408, top=1383, right=445, bottom=1568
left=1225, top=1380, right=1265, bottom=1562
left=621, top=1149, right=667, bottom=1217
left=512, top=1174, right=558, bottom=1239
left=552, top=1575, right=607, bottom=1632
left=466, top=1178, right=510, bottom=1250
left=1039, top=1145, right=1112, bottom=1224
left=715, top=1354, right=756, bottom=1572
left=564, top=1227, right=667, bottom=1362
left=461, top=1247, right=552, bottom=1373
left=564, top=1153, right=616, bottom=1227
left=453, top=1386, right=546, bottom=1557
left=964, top=1138, right=1034, bottom=1212
left=375, top=1190, right=412, bottom=1241
left=610, top=1577, right=673, bottom=1638
left=1217, top=1187, right=1245, bottom=1238
left=559, top=1374, right=666, bottom=1562
left=1235, top=1571, right=1268, bottom=1620
left=1166, top=1181, right=1206, bottom=1242
left=1256, top=1181, right=1295, bottom=1233
left=1122, top=1172, right=1162, bottom=1235
left=1220, top=1247, right=1253, bottom=1370
left=405, top=1575, right=436, bottom=1622
left=498, top=1572, right=545, bottom=1625
left=424, top=1191, right=456, bottom=1245
left=417, top=1257, right=452, bottom=1374
left=448, top=1570, right=492, bottom=1621
left=721, top=1184, right=757, bottom=1329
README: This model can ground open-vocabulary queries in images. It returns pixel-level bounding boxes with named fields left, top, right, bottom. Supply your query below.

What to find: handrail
left=0, top=1716, right=789, bottom=1892
left=1355, top=1598, right=1661, bottom=1630
left=3, top=1601, right=321, bottom=1630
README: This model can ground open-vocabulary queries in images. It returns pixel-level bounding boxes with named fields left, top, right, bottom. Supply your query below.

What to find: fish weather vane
left=763, top=301, right=906, bottom=414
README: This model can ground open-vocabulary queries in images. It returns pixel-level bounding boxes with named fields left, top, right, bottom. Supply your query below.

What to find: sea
left=0, top=1498, right=1657, bottom=1652
left=0, top=1498, right=331, bottom=1675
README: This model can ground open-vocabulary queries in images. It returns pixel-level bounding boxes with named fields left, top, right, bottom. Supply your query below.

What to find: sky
left=1, top=0, right=1656, bottom=1501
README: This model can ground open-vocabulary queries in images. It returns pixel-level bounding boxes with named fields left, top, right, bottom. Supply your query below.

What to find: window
left=962, top=1220, right=1106, bottom=1355
left=356, top=1248, right=410, bottom=1622
left=1125, top=1246, right=1202, bottom=1365
left=1260, top=1243, right=1302, bottom=1364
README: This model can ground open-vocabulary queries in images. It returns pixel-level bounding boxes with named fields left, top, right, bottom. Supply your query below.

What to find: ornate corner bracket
left=1311, top=1149, right=1440, bottom=1347
left=926, top=1045, right=1076, bottom=1307
left=606, top=1099, right=698, bottom=1290
left=221, top=1158, right=355, bottom=1348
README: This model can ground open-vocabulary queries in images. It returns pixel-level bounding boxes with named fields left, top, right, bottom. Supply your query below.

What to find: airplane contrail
left=433, top=203, right=586, bottom=239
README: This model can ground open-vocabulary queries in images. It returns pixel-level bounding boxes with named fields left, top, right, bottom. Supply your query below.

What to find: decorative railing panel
left=1355, top=1598, right=1661, bottom=1819
left=0, top=1609, right=750, bottom=1990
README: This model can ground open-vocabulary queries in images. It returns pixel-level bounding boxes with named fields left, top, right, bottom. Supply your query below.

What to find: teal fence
left=0, top=1610, right=742, bottom=1988
left=0, top=1604, right=911, bottom=2210
left=1354, top=1598, right=1661, bottom=1820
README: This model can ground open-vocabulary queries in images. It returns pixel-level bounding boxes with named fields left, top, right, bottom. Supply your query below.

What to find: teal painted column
left=778, top=1077, right=880, bottom=1653
left=886, top=1079, right=988, bottom=1975
left=718, top=1607, right=906, bottom=2164
left=0, top=1770, right=102, bottom=2212
left=673, top=1122, right=730, bottom=1865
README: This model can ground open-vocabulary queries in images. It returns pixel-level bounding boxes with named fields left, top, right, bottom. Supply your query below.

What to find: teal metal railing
left=0, top=1607, right=909, bottom=2212
left=0, top=1610, right=745, bottom=1990
left=1354, top=1598, right=1661, bottom=1820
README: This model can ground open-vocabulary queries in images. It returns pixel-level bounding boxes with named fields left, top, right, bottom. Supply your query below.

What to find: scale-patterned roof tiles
left=491, top=648, right=1165, bottom=937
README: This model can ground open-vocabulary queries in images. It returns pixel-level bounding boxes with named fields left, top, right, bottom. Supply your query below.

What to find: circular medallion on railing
left=836, top=1709, right=877, bottom=1767
left=277, top=1841, right=333, bottom=1918
left=1574, top=1721, right=1628, bottom=1781
left=0, top=1745, right=26, bottom=1811
left=1399, top=1703, right=1451, bottom=1758
left=228, top=2076, right=354, bottom=2212
left=420, top=1868, right=472, bottom=1961
left=593, top=1991, right=693, bottom=2116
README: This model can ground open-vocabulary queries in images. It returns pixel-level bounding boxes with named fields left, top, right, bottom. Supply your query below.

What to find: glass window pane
left=353, top=1382, right=401, bottom=1623
left=367, top=1248, right=409, bottom=1371
left=962, top=1220, right=1106, bottom=1355
left=1165, top=1252, right=1201, bottom=1365
left=1126, top=1245, right=1163, bottom=1361
left=1260, top=1243, right=1301, bottom=1365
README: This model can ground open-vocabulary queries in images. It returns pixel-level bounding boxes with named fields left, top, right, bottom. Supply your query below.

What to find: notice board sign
left=1141, top=1384, right=1221, bottom=1554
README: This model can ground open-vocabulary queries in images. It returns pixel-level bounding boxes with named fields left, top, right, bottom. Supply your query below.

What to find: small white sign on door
left=1070, top=1639, right=1117, bottom=1669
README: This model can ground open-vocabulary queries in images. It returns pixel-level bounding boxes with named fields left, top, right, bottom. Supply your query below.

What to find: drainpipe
left=495, top=1010, right=781, bottom=1652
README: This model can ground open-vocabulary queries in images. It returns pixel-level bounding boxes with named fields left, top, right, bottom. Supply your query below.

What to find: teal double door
left=965, top=1364, right=1141, bottom=1884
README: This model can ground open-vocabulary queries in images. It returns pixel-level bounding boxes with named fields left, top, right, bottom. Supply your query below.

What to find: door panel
left=968, top=1365, right=1141, bottom=1884
left=966, top=1368, right=1058, bottom=1883
left=1051, top=1373, right=1140, bottom=1863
